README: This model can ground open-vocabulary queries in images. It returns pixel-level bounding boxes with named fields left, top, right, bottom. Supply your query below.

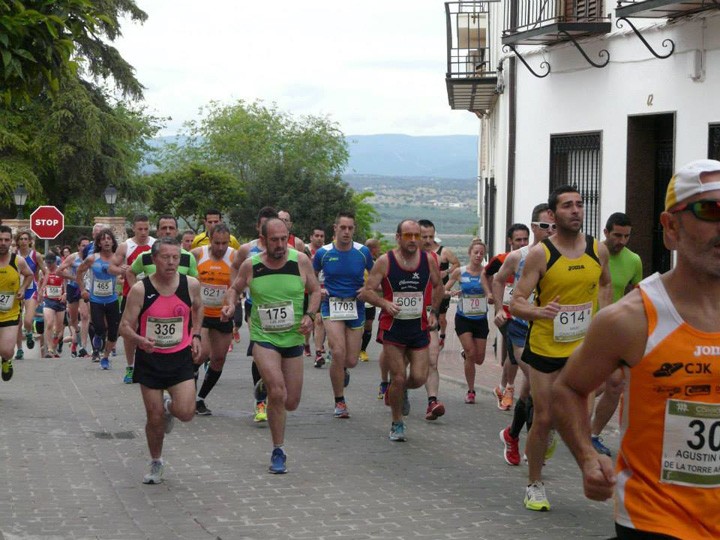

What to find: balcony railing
left=445, top=1, right=501, bottom=112
left=616, top=0, right=719, bottom=18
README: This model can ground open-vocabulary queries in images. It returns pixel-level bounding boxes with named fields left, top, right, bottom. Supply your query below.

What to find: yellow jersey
left=191, top=231, right=241, bottom=250
left=0, top=254, right=21, bottom=323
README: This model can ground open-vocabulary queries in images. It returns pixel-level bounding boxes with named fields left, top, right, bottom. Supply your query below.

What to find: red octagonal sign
left=30, top=206, right=65, bottom=240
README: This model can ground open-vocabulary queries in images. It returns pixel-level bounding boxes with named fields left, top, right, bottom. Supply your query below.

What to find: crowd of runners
left=0, top=159, right=718, bottom=539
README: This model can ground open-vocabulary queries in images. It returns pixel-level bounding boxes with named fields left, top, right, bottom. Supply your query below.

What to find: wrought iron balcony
left=616, top=0, right=719, bottom=18
left=502, top=0, right=611, bottom=46
left=445, top=1, right=502, bottom=112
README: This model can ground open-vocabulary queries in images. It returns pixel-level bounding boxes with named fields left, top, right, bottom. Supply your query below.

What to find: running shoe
left=44, top=349, right=56, bottom=358
left=494, top=386, right=504, bottom=409
left=500, top=386, right=515, bottom=411
left=465, top=390, right=476, bottom=404
left=591, top=435, right=612, bottom=457
left=303, top=344, right=311, bottom=357
left=1, top=359, right=13, bottom=382
left=343, top=368, right=350, bottom=388
left=56, top=335, right=64, bottom=353
left=268, top=447, right=287, bottom=474
left=100, top=357, right=110, bottom=370
left=142, top=460, right=164, bottom=484
left=378, top=381, right=389, bottom=400
left=51, top=350, right=61, bottom=358
left=91, top=351, right=100, bottom=363
left=389, top=421, right=406, bottom=442
left=254, top=401, right=267, bottom=423
left=334, top=401, right=350, bottom=419
left=78, top=347, right=89, bottom=358
left=425, top=400, right=445, bottom=421
left=545, top=430, right=558, bottom=461
left=438, top=334, right=445, bottom=350
left=359, top=350, right=369, bottom=362
left=14, top=349, right=23, bottom=360
left=254, top=379, right=267, bottom=402
left=233, top=327, right=241, bottom=343
left=163, top=394, right=174, bottom=434
left=314, top=351, right=325, bottom=368
left=402, top=388, right=411, bottom=416
left=123, top=366, right=134, bottom=384
left=500, top=427, right=521, bottom=466
left=92, top=334, right=104, bottom=354
left=71, top=343, right=77, bottom=358
left=25, top=332, right=34, bottom=350
left=195, top=400, right=212, bottom=416
left=111, top=348, right=116, bottom=357
left=524, top=481, right=550, bottom=511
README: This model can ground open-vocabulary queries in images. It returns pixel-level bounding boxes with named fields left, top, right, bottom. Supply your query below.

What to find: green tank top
left=249, top=249, right=305, bottom=347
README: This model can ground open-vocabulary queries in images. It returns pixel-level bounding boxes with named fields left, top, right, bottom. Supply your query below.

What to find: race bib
left=0, top=291, right=14, bottom=311
left=201, top=283, right=227, bottom=307
left=46, top=285, right=62, bottom=299
left=328, top=297, right=357, bottom=320
left=502, top=284, right=514, bottom=306
left=393, top=291, right=423, bottom=320
left=462, top=294, right=487, bottom=316
left=661, top=399, right=720, bottom=488
left=553, top=302, right=592, bottom=342
left=146, top=316, right=183, bottom=349
left=92, top=278, right=113, bottom=297
left=258, top=301, right=294, bottom=332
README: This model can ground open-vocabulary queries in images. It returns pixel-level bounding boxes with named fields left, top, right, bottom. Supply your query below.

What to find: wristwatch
left=304, top=312, right=316, bottom=321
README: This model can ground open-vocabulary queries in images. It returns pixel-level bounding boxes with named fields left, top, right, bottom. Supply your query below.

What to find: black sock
left=509, top=398, right=527, bottom=439
left=251, top=361, right=261, bottom=386
left=361, top=329, right=372, bottom=351
left=198, top=367, right=222, bottom=400
left=428, top=396, right=437, bottom=404
left=334, top=396, right=345, bottom=403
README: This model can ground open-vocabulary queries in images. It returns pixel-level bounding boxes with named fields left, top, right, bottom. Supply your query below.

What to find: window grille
left=709, top=124, right=720, bottom=160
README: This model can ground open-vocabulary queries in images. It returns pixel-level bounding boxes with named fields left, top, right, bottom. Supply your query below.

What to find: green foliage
left=146, top=163, right=244, bottom=231
left=0, top=0, right=147, bottom=105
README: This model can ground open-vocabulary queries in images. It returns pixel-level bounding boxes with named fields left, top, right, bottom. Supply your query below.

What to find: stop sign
left=30, top=206, right=65, bottom=240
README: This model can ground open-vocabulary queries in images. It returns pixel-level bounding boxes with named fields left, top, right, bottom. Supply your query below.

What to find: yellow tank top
left=0, top=254, right=21, bottom=323
left=196, top=246, right=235, bottom=318
left=615, top=273, right=720, bottom=540
left=527, top=235, right=601, bottom=359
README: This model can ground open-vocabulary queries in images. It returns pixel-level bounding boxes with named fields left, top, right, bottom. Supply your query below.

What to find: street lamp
left=13, top=184, right=28, bottom=219
left=103, top=185, right=118, bottom=217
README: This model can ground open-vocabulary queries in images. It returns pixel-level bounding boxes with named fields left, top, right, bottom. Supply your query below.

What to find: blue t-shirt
left=313, top=242, right=373, bottom=298
left=88, top=256, right=117, bottom=304
left=456, top=265, right=487, bottom=320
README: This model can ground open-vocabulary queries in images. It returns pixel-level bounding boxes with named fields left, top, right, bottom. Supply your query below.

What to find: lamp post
left=13, top=184, right=28, bottom=219
left=103, top=185, right=118, bottom=217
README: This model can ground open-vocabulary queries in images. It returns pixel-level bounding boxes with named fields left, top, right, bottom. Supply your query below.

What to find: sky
left=115, top=0, right=480, bottom=137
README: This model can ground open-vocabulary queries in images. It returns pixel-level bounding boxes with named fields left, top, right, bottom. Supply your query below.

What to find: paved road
left=0, top=307, right=617, bottom=539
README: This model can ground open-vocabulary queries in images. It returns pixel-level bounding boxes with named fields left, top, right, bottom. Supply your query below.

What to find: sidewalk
left=0, top=311, right=617, bottom=540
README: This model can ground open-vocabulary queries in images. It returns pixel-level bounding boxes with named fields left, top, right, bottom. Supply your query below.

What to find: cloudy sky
left=115, top=0, right=480, bottom=137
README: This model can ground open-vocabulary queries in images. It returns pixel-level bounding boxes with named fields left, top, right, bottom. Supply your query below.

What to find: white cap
left=665, top=159, right=720, bottom=211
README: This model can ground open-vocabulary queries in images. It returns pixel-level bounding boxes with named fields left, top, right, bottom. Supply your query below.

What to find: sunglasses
left=401, top=232, right=421, bottom=240
left=670, top=200, right=720, bottom=222
left=532, top=222, right=557, bottom=231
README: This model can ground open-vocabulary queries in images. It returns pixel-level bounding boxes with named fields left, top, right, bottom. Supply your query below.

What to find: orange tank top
left=196, top=246, right=234, bottom=318
left=615, top=273, right=720, bottom=539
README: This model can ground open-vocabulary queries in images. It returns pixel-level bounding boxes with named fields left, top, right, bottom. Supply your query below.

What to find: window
left=549, top=132, right=602, bottom=238
left=709, top=124, right=720, bottom=160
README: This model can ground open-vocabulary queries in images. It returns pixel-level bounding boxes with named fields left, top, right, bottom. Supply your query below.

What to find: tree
left=0, top=0, right=147, bottom=105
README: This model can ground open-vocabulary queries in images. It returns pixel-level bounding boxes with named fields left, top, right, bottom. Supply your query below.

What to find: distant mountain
left=345, top=134, right=477, bottom=179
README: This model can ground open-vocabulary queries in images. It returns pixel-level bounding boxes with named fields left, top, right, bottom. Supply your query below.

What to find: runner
left=306, top=225, right=327, bottom=364
left=114, top=215, right=155, bottom=383
left=313, top=212, right=374, bottom=419
left=119, top=237, right=203, bottom=485
left=191, top=209, right=241, bottom=250
left=58, top=236, right=91, bottom=358
left=418, top=220, right=459, bottom=349
left=181, top=230, right=195, bottom=252
left=359, top=237, right=380, bottom=363
left=39, top=252, right=67, bottom=358
left=492, top=205, right=556, bottom=466
left=222, top=217, right=320, bottom=473
left=191, top=223, right=236, bottom=415
left=76, top=228, right=124, bottom=369
left=361, top=219, right=444, bottom=441
left=510, top=185, right=611, bottom=511
left=278, top=210, right=307, bottom=253
left=553, top=159, right=720, bottom=539
left=0, top=225, right=33, bottom=381
left=14, top=230, right=46, bottom=359
left=445, top=238, right=491, bottom=405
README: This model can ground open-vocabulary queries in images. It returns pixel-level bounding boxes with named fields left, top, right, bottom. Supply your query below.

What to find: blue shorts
left=506, top=318, right=528, bottom=349
left=66, top=285, right=81, bottom=304
left=254, top=341, right=304, bottom=359
left=43, top=298, right=66, bottom=312
left=321, top=298, right=365, bottom=329
left=377, top=327, right=430, bottom=350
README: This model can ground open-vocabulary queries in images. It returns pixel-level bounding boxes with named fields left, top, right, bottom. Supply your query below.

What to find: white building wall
left=504, top=12, right=720, bottom=235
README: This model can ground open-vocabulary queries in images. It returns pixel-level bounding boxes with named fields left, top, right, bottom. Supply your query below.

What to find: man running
left=58, top=236, right=91, bottom=357
left=359, top=237, right=380, bottom=363
left=417, top=220, right=459, bottom=349
left=114, top=215, right=155, bottom=383
left=191, top=209, right=240, bottom=250
left=313, top=212, right=374, bottom=419
left=278, top=210, right=307, bottom=253
left=493, top=205, right=556, bottom=466
left=510, top=185, right=611, bottom=511
left=361, top=220, right=444, bottom=441
left=119, top=237, right=203, bottom=485
left=222, top=217, right=320, bottom=473
left=14, top=230, right=46, bottom=358
left=191, top=223, right=236, bottom=415
left=0, top=226, right=33, bottom=381
left=306, top=226, right=327, bottom=364
left=39, top=252, right=67, bottom=357
left=554, top=160, right=720, bottom=539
